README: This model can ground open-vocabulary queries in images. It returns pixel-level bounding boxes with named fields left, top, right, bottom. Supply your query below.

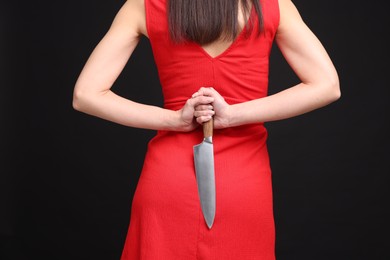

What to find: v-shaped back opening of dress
left=121, top=0, right=280, bottom=259
left=196, top=3, right=255, bottom=59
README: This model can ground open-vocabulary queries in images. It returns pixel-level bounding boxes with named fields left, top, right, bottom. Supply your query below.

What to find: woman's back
left=145, top=0, right=279, bottom=111
left=119, top=0, right=279, bottom=259
left=73, top=0, right=340, bottom=258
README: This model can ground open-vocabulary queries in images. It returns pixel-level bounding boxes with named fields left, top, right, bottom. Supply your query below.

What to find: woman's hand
left=192, top=87, right=231, bottom=129
left=176, top=94, right=215, bottom=132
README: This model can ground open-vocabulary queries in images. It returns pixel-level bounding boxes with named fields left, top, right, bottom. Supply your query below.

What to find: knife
left=193, top=118, right=216, bottom=229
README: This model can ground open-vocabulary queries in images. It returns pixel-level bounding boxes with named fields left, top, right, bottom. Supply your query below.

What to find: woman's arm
left=193, top=0, right=341, bottom=128
left=72, top=0, right=213, bottom=131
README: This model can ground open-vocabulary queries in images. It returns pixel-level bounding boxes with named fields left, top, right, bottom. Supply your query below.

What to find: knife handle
left=203, top=117, right=213, bottom=138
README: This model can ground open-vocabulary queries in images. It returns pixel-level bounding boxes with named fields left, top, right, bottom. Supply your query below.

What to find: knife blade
left=193, top=118, right=216, bottom=229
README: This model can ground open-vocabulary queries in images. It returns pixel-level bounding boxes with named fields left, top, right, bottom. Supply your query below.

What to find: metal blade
left=194, top=136, right=216, bottom=229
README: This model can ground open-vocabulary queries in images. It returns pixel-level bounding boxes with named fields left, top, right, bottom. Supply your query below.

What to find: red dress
left=120, top=0, right=280, bottom=259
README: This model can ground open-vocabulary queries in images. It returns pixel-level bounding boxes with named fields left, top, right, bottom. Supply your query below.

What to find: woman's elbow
left=320, top=70, right=341, bottom=104
left=72, top=91, right=81, bottom=111
left=328, top=74, right=341, bottom=103
left=72, top=85, right=88, bottom=112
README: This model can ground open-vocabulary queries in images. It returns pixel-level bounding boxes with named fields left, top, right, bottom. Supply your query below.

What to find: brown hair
left=168, top=0, right=263, bottom=45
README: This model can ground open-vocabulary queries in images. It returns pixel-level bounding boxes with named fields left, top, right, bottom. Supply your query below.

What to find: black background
left=1, top=0, right=389, bottom=259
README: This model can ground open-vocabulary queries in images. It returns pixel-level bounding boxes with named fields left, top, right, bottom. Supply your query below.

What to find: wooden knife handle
left=203, top=117, right=214, bottom=138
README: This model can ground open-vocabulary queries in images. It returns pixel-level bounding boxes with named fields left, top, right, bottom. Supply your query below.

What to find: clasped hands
left=178, top=87, right=230, bottom=132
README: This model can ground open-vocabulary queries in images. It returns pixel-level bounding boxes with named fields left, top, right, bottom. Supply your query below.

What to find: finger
left=195, top=105, right=213, bottom=111
left=189, top=95, right=214, bottom=107
left=196, top=115, right=213, bottom=124
left=191, top=88, right=208, bottom=98
left=194, top=110, right=215, bottom=118
left=198, top=87, right=215, bottom=97
left=191, top=92, right=200, bottom=98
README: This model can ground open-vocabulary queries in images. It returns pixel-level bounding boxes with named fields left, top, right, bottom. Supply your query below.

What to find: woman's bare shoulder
left=111, top=0, right=148, bottom=38
left=276, top=0, right=306, bottom=33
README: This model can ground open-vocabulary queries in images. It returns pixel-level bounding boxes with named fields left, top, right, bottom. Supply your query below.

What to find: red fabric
left=121, top=0, right=280, bottom=259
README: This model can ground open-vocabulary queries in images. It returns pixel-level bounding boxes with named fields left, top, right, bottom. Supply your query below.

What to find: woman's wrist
left=224, top=103, right=247, bottom=128
left=162, top=109, right=193, bottom=132
left=221, top=104, right=239, bottom=128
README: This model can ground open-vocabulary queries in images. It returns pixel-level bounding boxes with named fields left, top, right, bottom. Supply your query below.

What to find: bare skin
left=201, top=0, right=250, bottom=58
left=73, top=0, right=340, bottom=131
left=73, top=0, right=211, bottom=132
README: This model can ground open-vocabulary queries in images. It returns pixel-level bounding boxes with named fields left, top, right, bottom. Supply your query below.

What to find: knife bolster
left=204, top=136, right=213, bottom=144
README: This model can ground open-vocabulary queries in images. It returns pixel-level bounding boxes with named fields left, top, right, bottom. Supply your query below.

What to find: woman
left=73, top=0, right=340, bottom=259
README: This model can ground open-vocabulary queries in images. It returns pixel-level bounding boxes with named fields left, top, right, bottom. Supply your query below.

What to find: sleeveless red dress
left=120, top=0, right=280, bottom=259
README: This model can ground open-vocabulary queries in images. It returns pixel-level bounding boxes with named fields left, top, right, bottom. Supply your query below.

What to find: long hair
left=168, top=0, right=263, bottom=45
